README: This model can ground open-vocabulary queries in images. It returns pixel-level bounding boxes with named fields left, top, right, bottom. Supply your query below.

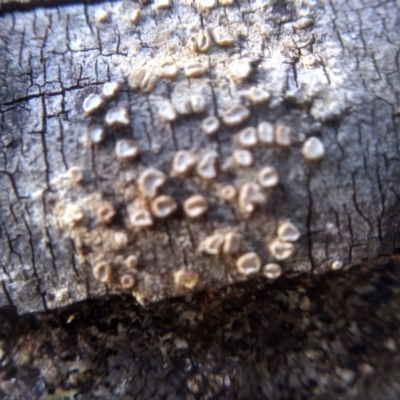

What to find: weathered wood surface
left=0, top=0, right=400, bottom=314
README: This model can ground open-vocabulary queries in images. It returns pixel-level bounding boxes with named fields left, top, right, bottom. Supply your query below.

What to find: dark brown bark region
left=0, top=0, right=399, bottom=314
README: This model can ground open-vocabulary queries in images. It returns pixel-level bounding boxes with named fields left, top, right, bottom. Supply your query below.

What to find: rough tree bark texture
left=0, top=0, right=399, bottom=315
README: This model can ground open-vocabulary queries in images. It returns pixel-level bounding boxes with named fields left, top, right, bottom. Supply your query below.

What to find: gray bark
left=0, top=0, right=400, bottom=314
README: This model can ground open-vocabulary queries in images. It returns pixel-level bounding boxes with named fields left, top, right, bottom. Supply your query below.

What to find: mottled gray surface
left=0, top=0, right=399, bottom=314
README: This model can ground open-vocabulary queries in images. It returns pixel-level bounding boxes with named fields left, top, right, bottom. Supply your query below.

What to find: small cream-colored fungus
left=236, top=252, right=261, bottom=275
left=115, top=140, right=140, bottom=162
left=184, top=195, right=208, bottom=218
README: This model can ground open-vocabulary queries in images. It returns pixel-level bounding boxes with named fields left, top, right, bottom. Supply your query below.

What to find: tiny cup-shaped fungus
left=239, top=182, right=266, bottom=214
left=174, top=97, right=192, bottom=115
left=190, top=94, right=206, bottom=113
left=247, top=87, right=270, bottom=105
left=113, top=232, right=128, bottom=249
left=258, top=166, right=279, bottom=188
left=201, top=116, right=220, bottom=135
left=151, top=195, right=177, bottom=218
left=263, top=263, right=282, bottom=279
left=257, top=121, right=275, bottom=145
left=115, top=139, right=140, bottom=162
left=200, top=233, right=225, bottom=255
left=236, top=127, right=258, bottom=148
left=174, top=269, right=199, bottom=290
left=125, top=255, right=138, bottom=269
left=331, top=260, right=343, bottom=270
left=268, top=239, right=294, bottom=260
left=184, top=195, right=208, bottom=218
left=212, top=27, right=235, bottom=46
left=97, top=203, right=116, bottom=224
left=138, top=168, right=167, bottom=198
left=301, top=137, right=325, bottom=160
left=172, top=150, right=198, bottom=176
left=219, top=185, right=237, bottom=202
left=275, top=124, right=292, bottom=147
left=64, top=204, right=84, bottom=226
left=120, top=274, right=135, bottom=289
left=158, top=102, right=177, bottom=122
left=184, top=61, right=207, bottom=78
left=233, top=149, right=253, bottom=167
left=159, top=59, right=179, bottom=80
left=82, top=93, right=103, bottom=116
left=196, top=154, right=217, bottom=180
left=102, top=81, right=120, bottom=98
left=130, top=209, right=153, bottom=228
left=154, top=0, right=171, bottom=9
left=128, top=9, right=141, bottom=24
left=277, top=221, right=301, bottom=242
left=229, top=59, right=252, bottom=81
left=93, top=261, right=112, bottom=283
left=222, top=105, right=250, bottom=126
left=67, top=166, right=83, bottom=185
left=85, top=125, right=105, bottom=145
left=128, top=68, right=158, bottom=93
left=105, top=107, right=130, bottom=127
left=223, top=231, right=242, bottom=254
left=236, top=252, right=261, bottom=275
left=196, top=0, right=217, bottom=10
left=188, top=30, right=211, bottom=53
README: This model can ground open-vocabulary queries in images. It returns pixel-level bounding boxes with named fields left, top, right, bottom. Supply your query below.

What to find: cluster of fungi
left=50, top=0, right=328, bottom=304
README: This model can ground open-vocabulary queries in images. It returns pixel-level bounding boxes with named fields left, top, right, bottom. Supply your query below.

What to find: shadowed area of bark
left=0, top=260, right=399, bottom=399
left=0, top=0, right=399, bottom=314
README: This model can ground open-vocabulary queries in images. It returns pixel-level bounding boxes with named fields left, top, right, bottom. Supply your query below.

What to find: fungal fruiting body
left=201, top=116, right=220, bottom=135
left=219, top=185, right=237, bottom=202
left=233, top=149, right=253, bottom=167
left=196, top=154, right=217, bottom=180
left=128, top=68, right=158, bottom=93
left=275, top=124, right=292, bottom=147
left=64, top=204, right=84, bottom=227
left=277, top=221, right=301, bottom=242
left=120, top=274, right=135, bottom=289
left=115, top=140, right=140, bottom=162
left=102, top=81, right=120, bottom=98
left=67, top=167, right=83, bottom=185
left=190, top=95, right=206, bottom=114
left=236, top=127, right=258, bottom=148
left=212, top=27, right=235, bottom=46
left=174, top=269, right=199, bottom=289
left=263, top=263, right=282, bottom=279
left=301, top=137, right=325, bottom=160
left=97, top=203, right=116, bottom=224
left=158, top=102, right=177, bottom=122
left=258, top=167, right=279, bottom=188
left=236, top=252, right=261, bottom=275
left=172, top=150, right=197, bottom=176
left=188, top=30, right=211, bottom=53
left=93, top=261, right=112, bottom=283
left=184, top=195, right=208, bottom=218
left=151, top=195, right=178, bottom=218
left=159, top=59, right=179, bottom=80
left=268, top=239, right=294, bottom=260
left=258, top=121, right=274, bottom=144
left=82, top=94, right=103, bottom=115
left=85, top=125, right=105, bottom=145
left=222, top=105, right=250, bottom=126
left=129, top=209, right=153, bottom=228
left=229, top=59, right=252, bottom=81
left=125, top=255, right=138, bottom=269
left=238, top=182, right=266, bottom=214
left=247, top=87, right=270, bottom=105
left=222, top=232, right=242, bottom=254
left=200, top=233, right=225, bottom=255
left=105, top=107, right=130, bottom=127
left=184, top=61, right=207, bottom=78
